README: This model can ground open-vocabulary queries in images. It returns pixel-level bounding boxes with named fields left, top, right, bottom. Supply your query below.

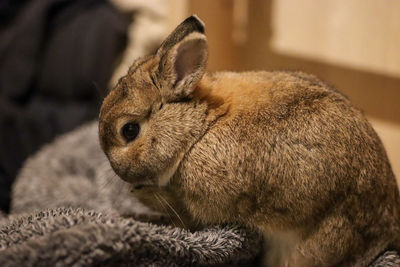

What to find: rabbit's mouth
left=132, top=183, right=155, bottom=191
left=133, top=184, right=148, bottom=190
left=126, top=176, right=158, bottom=191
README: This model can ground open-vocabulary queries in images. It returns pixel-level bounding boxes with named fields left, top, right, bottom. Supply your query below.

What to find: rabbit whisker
left=154, top=193, right=177, bottom=228
left=155, top=192, right=187, bottom=229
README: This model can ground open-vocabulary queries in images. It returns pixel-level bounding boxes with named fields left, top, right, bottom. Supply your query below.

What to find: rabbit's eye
left=121, top=122, right=140, bottom=142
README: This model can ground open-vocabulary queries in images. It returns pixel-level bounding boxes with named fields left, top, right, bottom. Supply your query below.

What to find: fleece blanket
left=1, top=121, right=399, bottom=266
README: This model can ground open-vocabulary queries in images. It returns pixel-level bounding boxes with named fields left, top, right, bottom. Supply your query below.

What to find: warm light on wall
left=270, top=0, right=400, bottom=78
left=232, top=0, right=248, bottom=45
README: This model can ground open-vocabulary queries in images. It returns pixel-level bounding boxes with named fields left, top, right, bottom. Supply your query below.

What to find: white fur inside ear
left=174, top=32, right=207, bottom=87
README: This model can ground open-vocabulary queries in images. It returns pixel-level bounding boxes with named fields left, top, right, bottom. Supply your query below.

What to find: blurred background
left=0, top=0, right=399, bottom=212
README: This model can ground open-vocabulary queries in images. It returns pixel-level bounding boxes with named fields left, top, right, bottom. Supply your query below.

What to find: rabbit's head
left=99, top=16, right=209, bottom=189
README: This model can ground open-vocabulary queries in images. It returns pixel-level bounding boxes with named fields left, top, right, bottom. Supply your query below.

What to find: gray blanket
left=1, top=122, right=399, bottom=266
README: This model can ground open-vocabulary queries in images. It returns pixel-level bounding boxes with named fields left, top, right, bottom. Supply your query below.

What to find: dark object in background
left=0, top=0, right=129, bottom=212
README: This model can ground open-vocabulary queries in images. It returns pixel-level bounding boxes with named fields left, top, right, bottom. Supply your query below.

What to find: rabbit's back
left=176, top=71, right=400, bottom=264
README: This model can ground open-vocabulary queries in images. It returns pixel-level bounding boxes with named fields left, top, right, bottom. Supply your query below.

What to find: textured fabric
left=369, top=251, right=400, bottom=267
left=1, top=122, right=398, bottom=266
left=0, top=208, right=261, bottom=266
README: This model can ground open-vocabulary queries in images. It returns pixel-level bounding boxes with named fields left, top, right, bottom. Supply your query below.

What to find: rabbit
left=98, top=15, right=400, bottom=266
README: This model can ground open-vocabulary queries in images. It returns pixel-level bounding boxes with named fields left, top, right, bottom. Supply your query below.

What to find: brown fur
left=99, top=16, right=400, bottom=266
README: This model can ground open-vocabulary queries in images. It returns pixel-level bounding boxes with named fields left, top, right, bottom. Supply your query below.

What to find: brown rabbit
left=98, top=16, right=400, bottom=266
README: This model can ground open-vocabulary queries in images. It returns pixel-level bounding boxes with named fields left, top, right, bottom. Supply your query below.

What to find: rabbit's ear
left=156, top=16, right=208, bottom=101
left=157, top=15, right=205, bottom=56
